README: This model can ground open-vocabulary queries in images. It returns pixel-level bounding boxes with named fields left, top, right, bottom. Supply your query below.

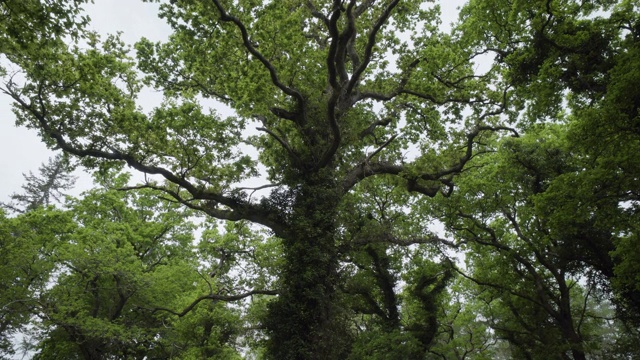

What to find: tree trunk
left=559, top=316, right=586, bottom=360
left=264, top=175, right=351, bottom=360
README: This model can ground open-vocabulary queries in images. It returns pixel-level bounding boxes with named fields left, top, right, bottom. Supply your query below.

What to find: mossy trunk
left=264, top=174, right=351, bottom=360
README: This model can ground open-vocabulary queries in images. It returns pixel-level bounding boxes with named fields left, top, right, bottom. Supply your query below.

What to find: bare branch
left=236, top=183, right=281, bottom=191
left=237, top=183, right=282, bottom=201
left=365, top=134, right=397, bottom=163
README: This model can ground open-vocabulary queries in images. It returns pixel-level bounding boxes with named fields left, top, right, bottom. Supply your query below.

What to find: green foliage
left=0, top=173, right=255, bottom=358
left=3, top=0, right=640, bottom=358
left=0, top=207, right=72, bottom=358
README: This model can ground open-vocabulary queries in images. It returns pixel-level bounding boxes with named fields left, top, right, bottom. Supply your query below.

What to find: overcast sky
left=0, top=0, right=466, bottom=203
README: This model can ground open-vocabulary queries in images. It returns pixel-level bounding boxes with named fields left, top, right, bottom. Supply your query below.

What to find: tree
left=1, top=0, right=514, bottom=358
left=32, top=180, right=198, bottom=359
left=425, top=276, right=499, bottom=360
left=4, top=0, right=640, bottom=358
left=0, top=155, right=76, bottom=358
left=1, top=170, right=265, bottom=359
left=0, top=207, right=71, bottom=359
left=459, top=0, right=640, bottom=324
left=427, top=124, right=640, bottom=359
left=2, top=154, right=76, bottom=213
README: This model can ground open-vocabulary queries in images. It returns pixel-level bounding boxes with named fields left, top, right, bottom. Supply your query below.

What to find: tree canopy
left=1, top=0, right=639, bottom=359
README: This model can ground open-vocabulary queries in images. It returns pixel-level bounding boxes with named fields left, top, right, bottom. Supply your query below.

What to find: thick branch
left=342, top=123, right=518, bottom=195
left=345, top=0, right=401, bottom=97
left=326, top=0, right=343, bottom=90
left=318, top=85, right=342, bottom=169
left=270, top=106, right=298, bottom=122
left=150, top=289, right=278, bottom=317
left=319, top=0, right=362, bottom=166
left=334, top=0, right=357, bottom=85
left=3, top=85, right=286, bottom=234
left=121, top=183, right=287, bottom=236
left=210, top=0, right=305, bottom=110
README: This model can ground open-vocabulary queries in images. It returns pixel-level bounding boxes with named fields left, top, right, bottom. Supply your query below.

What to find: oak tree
left=4, top=0, right=639, bottom=359
left=1, top=0, right=511, bottom=358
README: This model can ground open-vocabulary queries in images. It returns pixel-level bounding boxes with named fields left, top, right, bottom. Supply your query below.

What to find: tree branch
left=359, top=117, right=392, bottom=139
left=326, top=0, right=343, bottom=91
left=3, top=84, right=287, bottom=234
left=335, top=0, right=357, bottom=85
left=209, top=0, right=306, bottom=111
left=257, top=126, right=302, bottom=164
left=342, top=121, right=518, bottom=195
left=353, top=58, right=420, bottom=103
left=149, top=289, right=278, bottom=317
left=365, top=134, right=397, bottom=163
left=120, top=183, right=287, bottom=236
left=451, top=265, right=547, bottom=310
left=305, top=1, right=330, bottom=30
left=345, top=0, right=401, bottom=97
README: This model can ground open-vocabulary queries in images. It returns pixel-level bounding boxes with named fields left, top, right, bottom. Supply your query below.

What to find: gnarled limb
left=2, top=84, right=288, bottom=234
left=341, top=122, right=519, bottom=196
left=148, top=289, right=278, bottom=317
left=209, top=0, right=306, bottom=113
left=345, top=0, right=401, bottom=97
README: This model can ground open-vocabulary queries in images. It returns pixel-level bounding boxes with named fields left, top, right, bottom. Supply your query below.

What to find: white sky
left=0, top=0, right=467, bottom=202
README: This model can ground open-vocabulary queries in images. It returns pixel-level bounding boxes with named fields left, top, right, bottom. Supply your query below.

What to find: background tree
left=458, top=0, right=640, bottom=322
left=0, top=207, right=71, bottom=359
left=1, top=171, right=274, bottom=359
left=0, top=155, right=76, bottom=358
left=427, top=125, right=640, bottom=359
left=1, top=154, right=76, bottom=213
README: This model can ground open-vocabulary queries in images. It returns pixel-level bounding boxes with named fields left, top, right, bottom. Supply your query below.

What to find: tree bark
left=264, top=174, right=351, bottom=360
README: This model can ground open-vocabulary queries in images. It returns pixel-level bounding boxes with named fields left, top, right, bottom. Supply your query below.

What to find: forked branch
left=210, top=0, right=306, bottom=111
left=345, top=0, right=401, bottom=97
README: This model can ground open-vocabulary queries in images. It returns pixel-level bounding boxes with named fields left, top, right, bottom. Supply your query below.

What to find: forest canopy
left=1, top=0, right=639, bottom=359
